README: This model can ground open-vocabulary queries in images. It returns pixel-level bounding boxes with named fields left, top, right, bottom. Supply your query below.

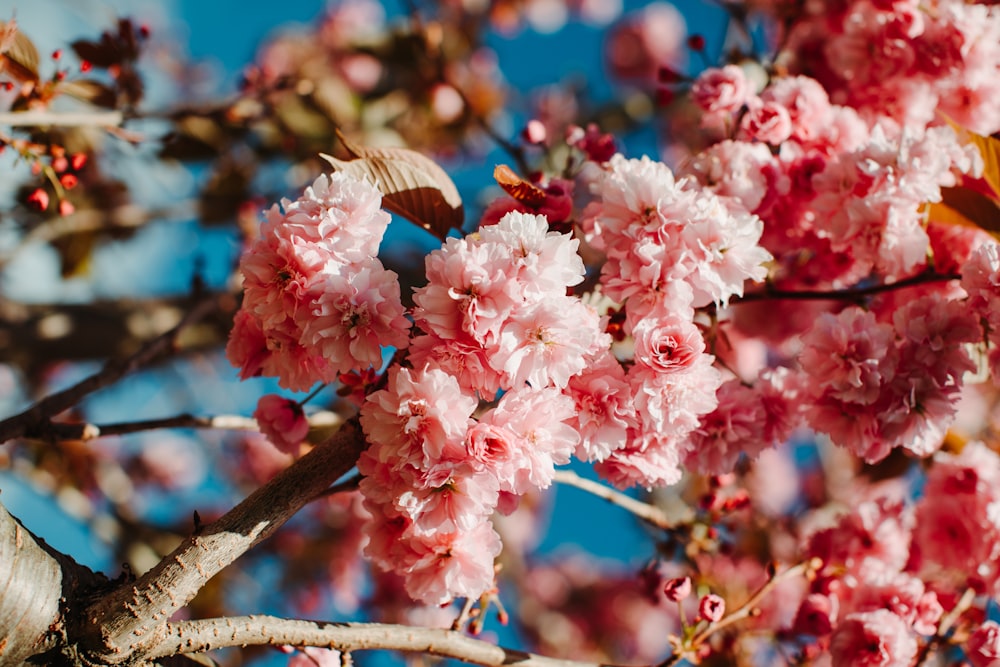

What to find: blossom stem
left=551, top=469, right=674, bottom=530
left=0, top=110, right=124, bottom=126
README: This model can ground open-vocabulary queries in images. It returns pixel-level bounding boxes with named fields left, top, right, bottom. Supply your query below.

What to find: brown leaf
left=57, top=79, right=117, bottom=108
left=925, top=188, right=1000, bottom=239
left=320, top=132, right=464, bottom=239
left=0, top=19, right=39, bottom=83
left=494, top=164, right=546, bottom=207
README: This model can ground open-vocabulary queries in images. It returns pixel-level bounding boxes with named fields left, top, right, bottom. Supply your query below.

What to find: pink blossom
left=962, top=241, right=1000, bottom=332
left=690, top=65, right=750, bottom=116
left=360, top=365, right=478, bottom=469
left=226, top=309, right=269, bottom=381
left=477, top=386, right=579, bottom=494
left=682, top=140, right=775, bottom=212
left=829, top=610, right=917, bottom=667
left=683, top=379, right=768, bottom=475
left=413, top=236, right=522, bottom=344
left=477, top=211, right=584, bottom=297
left=630, top=311, right=705, bottom=374
left=298, top=258, right=411, bottom=373
left=806, top=497, right=913, bottom=582
left=594, top=434, right=684, bottom=489
left=491, top=297, right=608, bottom=390
left=967, top=621, right=1000, bottom=667
left=253, top=394, right=309, bottom=455
left=739, top=100, right=793, bottom=145
left=564, top=350, right=636, bottom=461
left=792, top=593, right=838, bottom=636
left=402, top=520, right=502, bottom=605
left=407, top=333, right=505, bottom=399
left=395, top=466, right=500, bottom=535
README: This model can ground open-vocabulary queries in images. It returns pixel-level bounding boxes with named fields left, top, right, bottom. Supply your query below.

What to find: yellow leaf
left=925, top=187, right=1000, bottom=239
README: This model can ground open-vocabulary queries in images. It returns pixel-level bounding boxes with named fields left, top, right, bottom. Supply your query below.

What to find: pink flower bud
left=699, top=593, right=725, bottom=623
left=522, top=119, right=547, bottom=145
left=254, top=394, right=309, bottom=455
left=663, top=576, right=692, bottom=602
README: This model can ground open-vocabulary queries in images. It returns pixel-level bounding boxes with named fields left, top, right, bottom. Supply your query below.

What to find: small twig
left=733, top=271, right=961, bottom=304
left=0, top=110, right=124, bottom=127
left=552, top=469, right=674, bottom=530
left=0, top=296, right=220, bottom=444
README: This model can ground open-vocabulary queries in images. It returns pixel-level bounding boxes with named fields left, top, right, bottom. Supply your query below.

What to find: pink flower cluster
left=799, top=296, right=979, bottom=463
left=226, top=172, right=411, bottom=391
left=800, top=442, right=1000, bottom=662
left=779, top=0, right=1000, bottom=135
left=686, top=71, right=982, bottom=288
left=358, top=211, right=607, bottom=603
left=577, top=153, right=774, bottom=486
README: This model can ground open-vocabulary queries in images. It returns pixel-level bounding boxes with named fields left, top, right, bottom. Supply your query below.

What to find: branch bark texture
left=150, top=615, right=606, bottom=667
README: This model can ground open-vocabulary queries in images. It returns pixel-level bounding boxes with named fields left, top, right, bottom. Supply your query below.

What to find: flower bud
left=663, top=576, right=692, bottom=602
left=699, top=593, right=725, bottom=623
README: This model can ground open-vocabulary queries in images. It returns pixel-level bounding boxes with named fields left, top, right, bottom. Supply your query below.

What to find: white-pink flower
left=490, top=297, right=609, bottom=390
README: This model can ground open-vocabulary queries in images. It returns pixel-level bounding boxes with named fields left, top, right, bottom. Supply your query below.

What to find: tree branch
left=0, top=296, right=221, bottom=444
left=149, top=615, right=609, bottom=667
left=552, top=469, right=675, bottom=531
left=0, top=111, right=125, bottom=127
left=733, top=271, right=961, bottom=304
left=74, top=417, right=367, bottom=665
left=44, top=410, right=343, bottom=441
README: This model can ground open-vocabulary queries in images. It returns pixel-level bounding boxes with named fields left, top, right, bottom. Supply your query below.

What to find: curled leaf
left=0, top=19, right=39, bottom=83
left=320, top=131, right=463, bottom=239
left=494, top=164, right=546, bottom=207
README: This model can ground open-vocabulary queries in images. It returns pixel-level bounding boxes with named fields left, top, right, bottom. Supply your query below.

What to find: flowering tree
left=4, top=0, right=1000, bottom=665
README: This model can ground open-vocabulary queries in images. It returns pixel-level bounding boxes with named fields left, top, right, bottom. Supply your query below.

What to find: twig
left=733, top=271, right=961, bottom=304
left=552, top=469, right=674, bottom=531
left=149, top=615, right=612, bottom=667
left=0, top=296, right=220, bottom=444
left=0, top=110, right=124, bottom=127
left=43, top=411, right=344, bottom=442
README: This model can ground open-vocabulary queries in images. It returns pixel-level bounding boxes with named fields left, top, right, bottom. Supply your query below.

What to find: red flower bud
left=27, top=188, right=49, bottom=211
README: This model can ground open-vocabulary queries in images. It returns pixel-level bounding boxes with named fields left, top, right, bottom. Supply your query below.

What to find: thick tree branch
left=149, top=615, right=608, bottom=667
left=0, top=501, right=110, bottom=664
left=0, top=296, right=221, bottom=444
left=74, top=417, right=367, bottom=665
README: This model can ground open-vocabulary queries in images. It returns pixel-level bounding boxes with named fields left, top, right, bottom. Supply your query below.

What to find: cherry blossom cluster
left=798, top=441, right=1000, bottom=662
left=358, top=211, right=608, bottom=603
left=686, top=68, right=982, bottom=288
left=777, top=0, right=1000, bottom=135
left=579, top=153, right=773, bottom=487
left=226, top=172, right=410, bottom=392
